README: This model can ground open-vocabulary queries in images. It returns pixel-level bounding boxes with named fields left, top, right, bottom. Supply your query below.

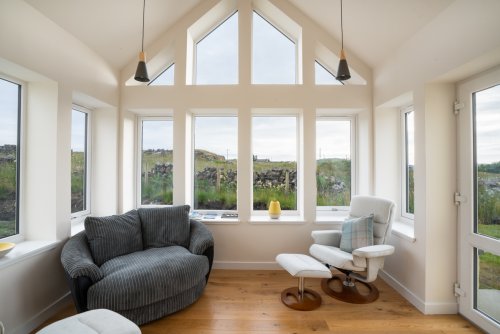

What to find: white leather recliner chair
left=310, top=195, right=396, bottom=303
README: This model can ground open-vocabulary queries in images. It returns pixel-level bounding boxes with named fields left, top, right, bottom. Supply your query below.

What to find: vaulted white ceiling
left=24, top=0, right=454, bottom=71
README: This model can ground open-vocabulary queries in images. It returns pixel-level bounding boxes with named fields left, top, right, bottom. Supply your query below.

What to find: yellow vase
left=268, top=200, right=281, bottom=219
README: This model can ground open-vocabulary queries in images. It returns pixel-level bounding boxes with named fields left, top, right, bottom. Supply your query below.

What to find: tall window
left=193, top=116, right=238, bottom=210
left=252, top=12, right=296, bottom=84
left=252, top=115, right=297, bottom=210
left=402, top=108, right=415, bottom=216
left=71, top=108, right=90, bottom=215
left=195, top=12, right=238, bottom=84
left=316, top=118, right=353, bottom=208
left=139, top=118, right=173, bottom=205
left=149, top=63, right=175, bottom=86
left=0, top=77, right=21, bottom=239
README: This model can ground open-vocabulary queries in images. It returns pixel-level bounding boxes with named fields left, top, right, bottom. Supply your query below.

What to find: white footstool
left=276, top=253, right=332, bottom=311
left=37, top=309, right=141, bottom=334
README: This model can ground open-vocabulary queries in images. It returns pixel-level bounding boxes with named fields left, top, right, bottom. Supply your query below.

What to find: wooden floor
left=34, top=269, right=483, bottom=333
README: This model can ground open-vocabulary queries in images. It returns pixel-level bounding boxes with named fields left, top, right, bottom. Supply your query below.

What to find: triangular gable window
left=149, top=64, right=175, bottom=86
left=315, top=61, right=342, bottom=86
left=195, top=12, right=238, bottom=85
left=252, top=11, right=296, bottom=84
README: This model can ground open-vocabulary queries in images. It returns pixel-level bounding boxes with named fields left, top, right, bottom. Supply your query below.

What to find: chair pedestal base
left=281, top=286, right=323, bottom=311
left=321, top=274, right=379, bottom=304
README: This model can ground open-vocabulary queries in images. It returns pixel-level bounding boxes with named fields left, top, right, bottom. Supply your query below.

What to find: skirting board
left=11, top=292, right=71, bottom=334
left=213, top=261, right=281, bottom=270
left=379, top=270, right=458, bottom=315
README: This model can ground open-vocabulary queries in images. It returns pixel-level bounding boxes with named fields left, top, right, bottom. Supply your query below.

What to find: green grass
left=479, top=251, right=499, bottom=290
left=71, top=151, right=85, bottom=213
left=0, top=160, right=16, bottom=200
left=138, top=151, right=353, bottom=210
left=0, top=220, right=16, bottom=239
left=316, top=158, right=351, bottom=206
left=478, top=224, right=500, bottom=239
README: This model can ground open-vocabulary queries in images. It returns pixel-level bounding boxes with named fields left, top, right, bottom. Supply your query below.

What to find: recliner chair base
left=321, top=274, right=379, bottom=304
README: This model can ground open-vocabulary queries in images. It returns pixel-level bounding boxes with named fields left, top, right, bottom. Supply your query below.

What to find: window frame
left=190, top=112, right=239, bottom=214
left=0, top=75, right=24, bottom=242
left=251, top=112, right=302, bottom=217
left=315, top=116, right=356, bottom=215
left=401, top=106, right=415, bottom=221
left=193, top=11, right=239, bottom=85
left=70, top=105, right=92, bottom=220
left=136, top=116, right=174, bottom=208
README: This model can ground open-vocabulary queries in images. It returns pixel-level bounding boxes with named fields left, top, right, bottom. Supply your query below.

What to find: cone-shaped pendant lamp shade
left=135, top=51, right=150, bottom=82
left=336, top=49, right=351, bottom=81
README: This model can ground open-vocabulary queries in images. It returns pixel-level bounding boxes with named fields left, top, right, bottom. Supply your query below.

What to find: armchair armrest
left=189, top=219, right=215, bottom=282
left=61, top=231, right=103, bottom=312
left=311, top=230, right=342, bottom=247
left=189, top=219, right=214, bottom=256
left=61, top=232, right=103, bottom=282
left=352, top=244, right=395, bottom=259
left=350, top=245, right=395, bottom=283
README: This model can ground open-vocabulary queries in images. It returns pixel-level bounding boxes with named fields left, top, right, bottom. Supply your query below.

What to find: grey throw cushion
left=339, top=214, right=374, bottom=253
left=138, top=205, right=191, bottom=248
left=85, top=210, right=143, bottom=266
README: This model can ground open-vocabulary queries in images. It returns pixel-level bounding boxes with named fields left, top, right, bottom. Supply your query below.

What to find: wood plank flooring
left=34, top=269, right=483, bottom=333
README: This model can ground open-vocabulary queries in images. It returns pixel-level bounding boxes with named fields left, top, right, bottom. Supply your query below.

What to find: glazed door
left=457, top=68, right=500, bottom=334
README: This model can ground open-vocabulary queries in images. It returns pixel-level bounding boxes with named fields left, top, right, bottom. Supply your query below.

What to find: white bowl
left=0, top=242, right=15, bottom=258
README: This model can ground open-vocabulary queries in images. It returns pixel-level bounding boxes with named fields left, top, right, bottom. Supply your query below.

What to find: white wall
left=374, top=0, right=500, bottom=314
left=119, top=0, right=373, bottom=267
left=0, top=1, right=120, bottom=332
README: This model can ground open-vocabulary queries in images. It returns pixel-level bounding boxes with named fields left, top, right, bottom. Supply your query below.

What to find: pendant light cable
left=336, top=0, right=351, bottom=81
left=141, top=0, right=146, bottom=52
left=340, top=0, right=344, bottom=50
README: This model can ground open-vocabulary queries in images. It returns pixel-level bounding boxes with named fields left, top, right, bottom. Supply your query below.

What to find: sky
left=475, top=85, right=500, bottom=164
left=252, top=12, right=295, bottom=84
left=406, top=110, right=415, bottom=166
left=71, top=109, right=87, bottom=152
left=141, top=120, right=173, bottom=151
left=316, top=119, right=351, bottom=159
left=196, top=12, right=238, bottom=84
left=253, top=116, right=296, bottom=162
left=195, top=116, right=238, bottom=159
left=0, top=78, right=19, bottom=146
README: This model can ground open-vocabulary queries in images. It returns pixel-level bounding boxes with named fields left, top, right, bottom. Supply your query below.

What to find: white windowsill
left=0, top=240, right=59, bottom=270
left=198, top=218, right=239, bottom=225
left=249, top=215, right=305, bottom=224
left=391, top=220, right=416, bottom=242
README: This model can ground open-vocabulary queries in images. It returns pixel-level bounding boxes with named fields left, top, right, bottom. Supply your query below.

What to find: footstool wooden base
left=276, top=254, right=332, bottom=311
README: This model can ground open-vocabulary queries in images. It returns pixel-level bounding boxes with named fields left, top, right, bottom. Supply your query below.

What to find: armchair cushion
left=85, top=210, right=143, bottom=266
left=309, top=244, right=365, bottom=271
left=87, top=246, right=209, bottom=311
left=311, top=230, right=342, bottom=247
left=138, top=205, right=191, bottom=248
left=339, top=214, right=374, bottom=253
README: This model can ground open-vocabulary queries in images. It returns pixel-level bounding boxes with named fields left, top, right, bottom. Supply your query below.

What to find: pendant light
left=336, top=0, right=351, bottom=81
left=134, top=0, right=150, bottom=82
